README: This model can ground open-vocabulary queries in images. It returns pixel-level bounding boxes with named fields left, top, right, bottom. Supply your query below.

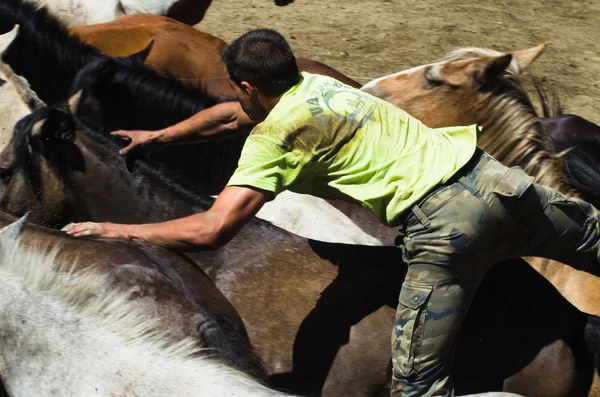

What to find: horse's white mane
left=0, top=217, right=201, bottom=361
left=440, top=47, right=521, bottom=76
left=0, top=61, right=45, bottom=110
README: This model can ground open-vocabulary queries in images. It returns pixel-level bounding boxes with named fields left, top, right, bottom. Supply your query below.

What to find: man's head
left=221, top=29, right=300, bottom=121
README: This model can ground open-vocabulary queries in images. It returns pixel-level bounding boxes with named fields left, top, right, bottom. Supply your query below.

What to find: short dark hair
left=221, top=29, right=301, bottom=97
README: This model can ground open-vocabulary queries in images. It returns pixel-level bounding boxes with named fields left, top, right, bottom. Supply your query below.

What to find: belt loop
left=411, top=206, right=430, bottom=227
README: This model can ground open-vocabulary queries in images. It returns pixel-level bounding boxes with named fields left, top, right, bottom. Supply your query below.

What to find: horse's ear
left=0, top=214, right=28, bottom=253
left=122, top=41, right=154, bottom=64
left=0, top=24, right=19, bottom=55
left=30, top=108, right=75, bottom=142
left=98, top=58, right=117, bottom=82
left=479, top=54, right=513, bottom=83
left=512, top=43, right=547, bottom=73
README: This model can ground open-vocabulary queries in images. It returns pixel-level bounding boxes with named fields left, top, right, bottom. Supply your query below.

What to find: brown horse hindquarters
left=70, top=14, right=228, bottom=80
left=69, top=15, right=360, bottom=91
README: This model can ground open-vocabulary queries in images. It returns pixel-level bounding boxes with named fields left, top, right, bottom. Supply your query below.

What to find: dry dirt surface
left=197, top=0, right=600, bottom=125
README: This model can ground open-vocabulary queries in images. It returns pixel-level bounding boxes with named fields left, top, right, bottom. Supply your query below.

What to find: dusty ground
left=197, top=0, right=600, bottom=124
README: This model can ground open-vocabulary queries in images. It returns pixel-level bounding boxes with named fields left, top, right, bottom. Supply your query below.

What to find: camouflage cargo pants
left=392, top=149, right=600, bottom=397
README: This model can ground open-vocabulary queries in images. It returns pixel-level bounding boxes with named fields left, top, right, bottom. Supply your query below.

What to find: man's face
left=227, top=78, right=269, bottom=122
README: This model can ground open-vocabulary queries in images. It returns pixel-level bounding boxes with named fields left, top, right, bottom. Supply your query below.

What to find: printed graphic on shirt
left=305, top=80, right=377, bottom=128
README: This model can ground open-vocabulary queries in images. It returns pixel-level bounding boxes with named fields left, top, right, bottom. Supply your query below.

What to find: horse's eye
left=424, top=68, right=442, bottom=88
left=0, top=167, right=12, bottom=185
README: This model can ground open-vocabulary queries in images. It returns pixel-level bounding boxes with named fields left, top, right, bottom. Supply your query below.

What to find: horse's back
left=0, top=212, right=266, bottom=379
left=70, top=14, right=227, bottom=79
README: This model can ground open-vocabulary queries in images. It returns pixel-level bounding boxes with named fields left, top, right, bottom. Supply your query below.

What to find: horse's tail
left=584, top=314, right=600, bottom=373
left=561, top=140, right=600, bottom=206
left=531, top=75, right=564, bottom=118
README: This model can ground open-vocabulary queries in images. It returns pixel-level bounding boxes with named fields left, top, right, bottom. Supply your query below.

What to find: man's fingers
left=60, top=222, right=75, bottom=232
left=119, top=143, right=136, bottom=156
left=72, top=229, right=96, bottom=238
left=63, top=222, right=101, bottom=237
left=111, top=130, right=133, bottom=140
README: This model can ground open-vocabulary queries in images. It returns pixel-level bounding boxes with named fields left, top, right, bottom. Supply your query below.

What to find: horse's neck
left=475, top=89, right=580, bottom=197
left=70, top=134, right=203, bottom=224
left=0, top=276, right=283, bottom=397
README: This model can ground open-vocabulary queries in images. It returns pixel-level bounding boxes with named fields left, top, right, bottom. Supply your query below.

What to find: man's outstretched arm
left=111, top=101, right=257, bottom=155
left=62, top=186, right=271, bottom=251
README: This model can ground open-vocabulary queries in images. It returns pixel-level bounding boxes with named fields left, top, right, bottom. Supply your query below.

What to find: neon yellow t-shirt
left=227, top=72, right=478, bottom=226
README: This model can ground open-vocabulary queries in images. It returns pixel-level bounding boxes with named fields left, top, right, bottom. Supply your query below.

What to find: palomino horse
left=0, top=212, right=267, bottom=383
left=360, top=45, right=600, bottom=315
left=69, top=14, right=360, bottom=91
left=1, top=105, right=599, bottom=397
left=26, top=0, right=294, bottom=27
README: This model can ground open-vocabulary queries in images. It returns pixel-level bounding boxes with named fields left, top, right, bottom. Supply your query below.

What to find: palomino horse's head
left=0, top=107, right=81, bottom=227
left=361, top=44, right=546, bottom=127
left=0, top=25, right=45, bottom=149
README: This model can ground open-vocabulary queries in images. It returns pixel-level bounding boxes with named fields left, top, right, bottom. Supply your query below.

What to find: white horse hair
left=26, top=0, right=188, bottom=26
left=0, top=26, right=45, bottom=148
left=0, top=217, right=293, bottom=397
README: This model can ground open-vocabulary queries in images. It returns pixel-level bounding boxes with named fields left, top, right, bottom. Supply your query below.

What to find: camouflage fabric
left=392, top=149, right=600, bottom=397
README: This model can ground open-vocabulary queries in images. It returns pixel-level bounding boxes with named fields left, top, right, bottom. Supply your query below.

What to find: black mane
left=11, top=106, right=220, bottom=211
left=74, top=117, right=219, bottom=211
left=71, top=57, right=250, bottom=193
left=0, top=0, right=102, bottom=105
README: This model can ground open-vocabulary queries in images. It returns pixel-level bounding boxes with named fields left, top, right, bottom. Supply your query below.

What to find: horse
left=0, top=219, right=532, bottom=397
left=69, top=14, right=229, bottom=80
left=68, top=13, right=360, bottom=91
left=0, top=0, right=352, bottom=106
left=0, top=211, right=267, bottom=383
left=0, top=216, right=300, bottom=396
left=1, top=105, right=600, bottom=397
left=25, top=0, right=294, bottom=27
left=0, top=21, right=393, bottom=252
left=0, top=0, right=391, bottom=248
left=360, top=45, right=600, bottom=315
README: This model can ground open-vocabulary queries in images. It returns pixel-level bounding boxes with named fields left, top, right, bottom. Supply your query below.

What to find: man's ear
left=240, top=81, right=255, bottom=98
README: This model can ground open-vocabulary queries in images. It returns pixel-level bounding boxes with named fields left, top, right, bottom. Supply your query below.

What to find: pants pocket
left=392, top=282, right=433, bottom=377
left=492, top=166, right=534, bottom=199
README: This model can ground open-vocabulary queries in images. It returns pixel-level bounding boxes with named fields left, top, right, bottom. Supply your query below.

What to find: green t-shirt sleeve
left=226, top=136, right=301, bottom=197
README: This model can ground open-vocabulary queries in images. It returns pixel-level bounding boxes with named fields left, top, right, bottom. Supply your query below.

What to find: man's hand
left=60, top=186, right=271, bottom=251
left=62, top=222, right=134, bottom=239
left=111, top=130, right=161, bottom=156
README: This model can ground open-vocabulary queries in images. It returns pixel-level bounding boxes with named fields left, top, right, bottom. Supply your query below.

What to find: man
left=63, top=29, right=600, bottom=396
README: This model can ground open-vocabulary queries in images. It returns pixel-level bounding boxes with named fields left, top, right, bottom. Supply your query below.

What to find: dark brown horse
left=1, top=106, right=599, bottom=397
left=0, top=210, right=267, bottom=382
